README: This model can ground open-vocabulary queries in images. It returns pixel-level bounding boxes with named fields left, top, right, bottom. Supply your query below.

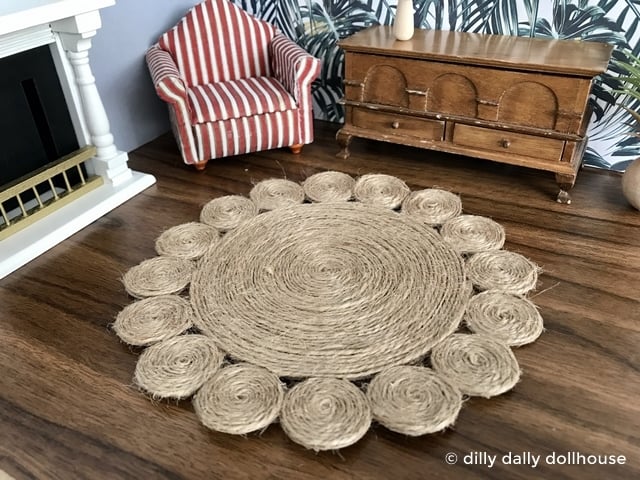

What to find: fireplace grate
left=0, top=146, right=103, bottom=240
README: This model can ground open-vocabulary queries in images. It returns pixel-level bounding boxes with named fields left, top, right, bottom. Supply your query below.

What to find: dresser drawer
left=352, top=108, right=444, bottom=141
left=452, top=124, right=565, bottom=162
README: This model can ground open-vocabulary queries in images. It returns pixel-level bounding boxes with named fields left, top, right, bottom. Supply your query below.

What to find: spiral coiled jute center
left=430, top=333, right=521, bottom=398
left=191, top=202, right=467, bottom=379
left=249, top=179, right=305, bottom=211
left=303, top=171, right=355, bottom=202
left=464, top=291, right=544, bottom=346
left=401, top=189, right=462, bottom=225
left=193, top=363, right=284, bottom=434
left=200, top=195, right=258, bottom=231
left=353, top=174, right=410, bottom=209
left=440, top=215, right=506, bottom=254
left=134, top=334, right=223, bottom=399
left=280, top=377, right=371, bottom=451
left=466, top=250, right=539, bottom=295
left=122, top=256, right=194, bottom=298
left=113, top=295, right=193, bottom=346
left=154, top=222, right=219, bottom=260
left=367, top=365, right=463, bottom=436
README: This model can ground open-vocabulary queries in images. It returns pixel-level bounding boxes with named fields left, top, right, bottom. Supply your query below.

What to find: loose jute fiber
left=441, top=215, right=506, bottom=254
left=249, top=178, right=305, bottom=211
left=367, top=365, right=463, bottom=436
left=117, top=172, right=545, bottom=449
left=353, top=173, right=410, bottom=209
left=122, top=256, right=194, bottom=298
left=191, top=201, right=468, bottom=379
left=193, top=363, right=284, bottom=435
left=465, top=291, right=544, bottom=346
left=303, top=171, right=355, bottom=202
left=113, top=295, right=193, bottom=346
left=134, top=334, right=223, bottom=399
left=466, top=250, right=539, bottom=295
left=155, top=222, right=219, bottom=260
left=401, top=188, right=462, bottom=226
left=430, top=333, right=521, bottom=398
left=200, top=195, right=258, bottom=232
left=280, top=377, right=371, bottom=451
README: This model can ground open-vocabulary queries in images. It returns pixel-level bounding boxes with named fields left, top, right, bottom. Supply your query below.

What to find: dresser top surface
left=339, top=26, right=613, bottom=76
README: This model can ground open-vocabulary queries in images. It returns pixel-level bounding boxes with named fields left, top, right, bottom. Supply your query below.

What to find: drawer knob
left=391, top=120, right=400, bottom=129
left=500, top=139, right=511, bottom=148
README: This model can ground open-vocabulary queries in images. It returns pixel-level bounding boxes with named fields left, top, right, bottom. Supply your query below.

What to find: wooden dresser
left=337, top=26, right=613, bottom=203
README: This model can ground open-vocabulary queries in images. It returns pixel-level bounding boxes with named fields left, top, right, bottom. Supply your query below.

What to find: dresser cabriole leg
left=336, top=130, right=352, bottom=160
left=555, top=173, right=576, bottom=204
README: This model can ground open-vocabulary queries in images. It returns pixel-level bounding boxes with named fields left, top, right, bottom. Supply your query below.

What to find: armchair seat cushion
left=187, top=76, right=297, bottom=123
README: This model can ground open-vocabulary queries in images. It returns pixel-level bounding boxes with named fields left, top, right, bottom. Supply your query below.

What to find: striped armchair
left=146, top=0, right=322, bottom=169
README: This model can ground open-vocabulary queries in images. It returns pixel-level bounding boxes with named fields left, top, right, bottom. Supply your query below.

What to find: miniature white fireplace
left=0, top=0, right=155, bottom=279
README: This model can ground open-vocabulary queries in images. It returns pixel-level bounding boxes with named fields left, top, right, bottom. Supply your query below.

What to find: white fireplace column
left=0, top=0, right=156, bottom=279
left=52, top=10, right=130, bottom=185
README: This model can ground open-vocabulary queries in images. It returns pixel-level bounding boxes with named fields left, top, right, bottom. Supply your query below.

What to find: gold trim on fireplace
left=0, top=146, right=103, bottom=240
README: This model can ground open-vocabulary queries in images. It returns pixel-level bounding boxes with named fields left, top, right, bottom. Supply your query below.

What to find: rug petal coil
left=353, top=173, right=410, bottom=209
left=401, top=188, right=462, bottom=225
left=430, top=333, right=521, bottom=398
left=303, top=171, right=355, bottom=202
left=249, top=178, right=305, bottom=211
left=155, top=222, right=219, bottom=260
left=367, top=365, right=463, bottom=435
left=464, top=291, right=544, bottom=346
left=200, top=195, right=259, bottom=231
left=113, top=295, right=194, bottom=346
left=134, top=335, right=223, bottom=399
left=280, top=377, right=371, bottom=451
left=193, top=363, right=284, bottom=434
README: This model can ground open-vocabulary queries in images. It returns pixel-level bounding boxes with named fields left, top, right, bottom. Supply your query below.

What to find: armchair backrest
left=159, top=0, right=276, bottom=86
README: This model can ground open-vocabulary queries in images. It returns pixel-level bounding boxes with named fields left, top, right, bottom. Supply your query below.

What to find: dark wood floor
left=1, top=121, right=639, bottom=480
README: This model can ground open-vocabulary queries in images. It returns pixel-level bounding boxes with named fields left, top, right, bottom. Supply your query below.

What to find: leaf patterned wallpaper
left=232, top=0, right=640, bottom=171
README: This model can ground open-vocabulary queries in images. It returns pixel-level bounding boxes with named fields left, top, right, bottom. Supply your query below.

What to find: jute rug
left=114, top=171, right=544, bottom=450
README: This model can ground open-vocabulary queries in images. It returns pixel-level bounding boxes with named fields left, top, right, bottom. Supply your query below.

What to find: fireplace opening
left=1, top=44, right=79, bottom=188
left=0, top=44, right=90, bottom=233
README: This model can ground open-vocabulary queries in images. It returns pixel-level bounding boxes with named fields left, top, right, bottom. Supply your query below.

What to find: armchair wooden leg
left=193, top=160, right=208, bottom=171
left=289, top=144, right=303, bottom=154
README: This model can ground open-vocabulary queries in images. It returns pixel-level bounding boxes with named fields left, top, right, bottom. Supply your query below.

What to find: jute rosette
left=123, top=256, right=195, bottom=298
left=440, top=215, right=506, bottom=254
left=249, top=178, right=305, bottom=211
left=113, top=295, right=194, bottom=346
left=134, top=334, right=223, bottom=399
left=280, top=377, right=371, bottom=451
left=200, top=195, right=258, bottom=231
left=466, top=250, right=539, bottom=295
left=465, top=291, right=544, bottom=346
left=430, top=333, right=521, bottom=398
left=353, top=174, right=410, bottom=209
left=302, top=171, right=355, bottom=202
left=366, top=365, right=463, bottom=436
left=401, top=189, right=462, bottom=226
left=191, top=202, right=468, bottom=379
left=193, top=363, right=284, bottom=435
left=154, top=222, right=219, bottom=260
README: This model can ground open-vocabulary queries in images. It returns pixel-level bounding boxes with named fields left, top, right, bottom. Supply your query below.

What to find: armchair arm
left=270, top=33, right=322, bottom=103
left=146, top=45, right=188, bottom=105
left=146, top=44, right=198, bottom=165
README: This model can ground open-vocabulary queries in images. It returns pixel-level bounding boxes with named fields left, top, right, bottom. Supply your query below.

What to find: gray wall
left=91, top=0, right=197, bottom=153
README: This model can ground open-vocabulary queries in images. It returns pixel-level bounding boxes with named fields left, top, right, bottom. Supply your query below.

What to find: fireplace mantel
left=0, top=0, right=156, bottom=279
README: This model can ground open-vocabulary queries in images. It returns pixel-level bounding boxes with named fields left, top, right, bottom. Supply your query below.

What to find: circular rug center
left=191, top=202, right=467, bottom=378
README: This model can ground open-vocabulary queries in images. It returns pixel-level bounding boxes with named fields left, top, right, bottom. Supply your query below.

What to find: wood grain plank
left=1, top=121, right=638, bottom=479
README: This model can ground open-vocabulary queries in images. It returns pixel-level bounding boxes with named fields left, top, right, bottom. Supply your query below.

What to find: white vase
left=393, top=0, right=414, bottom=41
left=622, top=158, right=640, bottom=210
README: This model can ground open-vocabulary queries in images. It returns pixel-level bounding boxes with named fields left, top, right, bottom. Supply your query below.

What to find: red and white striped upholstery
left=146, top=0, right=321, bottom=167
